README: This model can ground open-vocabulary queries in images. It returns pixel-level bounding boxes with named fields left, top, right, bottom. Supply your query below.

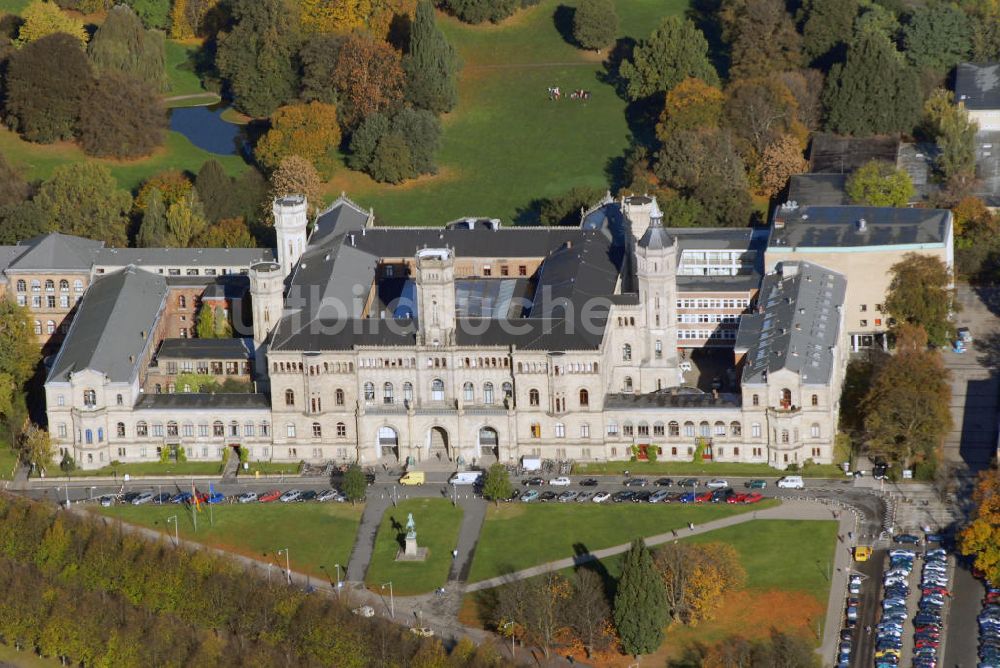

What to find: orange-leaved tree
left=332, top=31, right=405, bottom=128
left=961, top=468, right=1000, bottom=585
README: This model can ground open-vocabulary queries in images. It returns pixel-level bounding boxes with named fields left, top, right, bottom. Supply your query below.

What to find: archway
left=377, top=426, right=399, bottom=462
left=427, top=426, right=449, bottom=462
left=477, top=426, right=499, bottom=463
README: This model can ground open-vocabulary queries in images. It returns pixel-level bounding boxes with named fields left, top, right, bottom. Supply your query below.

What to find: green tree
left=538, top=185, right=605, bottom=226
left=349, top=108, right=441, bottom=183
left=165, top=191, right=209, bottom=247
left=87, top=4, right=166, bottom=90
left=137, top=188, right=168, bottom=247
left=17, top=0, right=87, bottom=46
left=613, top=538, right=666, bottom=656
left=481, top=463, right=512, bottom=504
left=5, top=33, right=93, bottom=143
left=195, top=304, right=216, bottom=339
left=845, top=160, right=915, bottom=207
left=823, top=31, right=921, bottom=136
left=370, top=134, right=413, bottom=184
left=342, top=465, right=367, bottom=504
left=923, top=91, right=978, bottom=186
left=77, top=72, right=167, bottom=159
left=884, top=253, right=955, bottom=347
left=195, top=160, right=238, bottom=224
left=901, top=4, right=971, bottom=72
left=620, top=16, right=719, bottom=101
left=213, top=306, right=231, bottom=337
left=0, top=154, right=30, bottom=209
left=443, top=0, right=519, bottom=24
left=216, top=0, right=301, bottom=118
left=572, top=0, right=618, bottom=51
left=405, top=1, right=459, bottom=114
left=34, top=164, right=132, bottom=247
left=720, top=0, right=801, bottom=78
left=122, top=0, right=172, bottom=30
left=58, top=452, right=76, bottom=474
left=798, top=0, right=859, bottom=64
left=299, top=34, right=343, bottom=105
left=17, top=423, right=54, bottom=475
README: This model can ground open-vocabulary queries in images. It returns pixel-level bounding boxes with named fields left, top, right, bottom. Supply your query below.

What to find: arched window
left=363, top=382, right=375, bottom=401
left=781, top=429, right=790, bottom=443
left=483, top=382, right=494, bottom=404
left=780, top=388, right=792, bottom=409
left=463, top=382, right=474, bottom=402
left=623, top=376, right=633, bottom=392
left=811, top=394, right=819, bottom=407
left=730, top=421, right=742, bottom=436
left=15, top=280, right=25, bottom=292
left=683, top=421, right=695, bottom=437
left=431, top=378, right=445, bottom=401
left=579, top=388, right=589, bottom=406
left=383, top=382, right=394, bottom=404
left=285, top=389, right=295, bottom=406
left=45, top=320, right=55, bottom=334
left=229, top=421, right=239, bottom=437
left=97, top=428, right=104, bottom=442
left=116, top=422, right=125, bottom=437
left=668, top=421, right=680, bottom=437
left=116, top=394, right=123, bottom=406
left=312, top=422, right=322, bottom=438
left=44, top=279, right=54, bottom=292
left=653, top=421, right=665, bottom=436
left=59, top=279, right=68, bottom=291
left=403, top=382, right=413, bottom=402
left=638, top=422, right=649, bottom=436
left=33, top=321, right=41, bottom=335
left=336, top=422, right=347, bottom=437
left=529, top=389, right=540, bottom=406
left=136, top=422, right=148, bottom=437
left=622, top=343, right=632, bottom=361
left=333, top=388, right=343, bottom=405
left=83, top=389, right=96, bottom=406
left=85, top=429, right=93, bottom=444
left=73, top=280, right=83, bottom=292
left=699, top=421, right=711, bottom=438
left=810, top=423, right=820, bottom=438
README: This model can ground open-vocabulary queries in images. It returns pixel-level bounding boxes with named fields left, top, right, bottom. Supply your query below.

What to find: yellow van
left=399, top=471, right=425, bottom=486
left=854, top=546, right=872, bottom=562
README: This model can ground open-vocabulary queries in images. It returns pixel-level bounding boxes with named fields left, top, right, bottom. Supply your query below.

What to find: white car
left=279, top=489, right=303, bottom=502
left=549, top=477, right=571, bottom=486
left=705, top=479, right=729, bottom=489
left=132, top=492, right=155, bottom=505
left=99, top=495, right=115, bottom=507
left=776, top=476, right=804, bottom=490
left=592, top=491, right=611, bottom=503
left=352, top=606, right=375, bottom=618
left=237, top=491, right=258, bottom=504
left=316, top=489, right=340, bottom=502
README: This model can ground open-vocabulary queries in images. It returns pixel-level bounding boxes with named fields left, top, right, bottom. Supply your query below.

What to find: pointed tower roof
left=638, top=197, right=671, bottom=250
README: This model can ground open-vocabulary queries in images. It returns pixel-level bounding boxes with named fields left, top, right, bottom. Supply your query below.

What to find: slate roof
left=156, top=338, right=253, bottom=360
left=809, top=133, right=900, bottom=174
left=956, top=62, right=1000, bottom=111
left=0, top=246, right=27, bottom=275
left=9, top=233, right=103, bottom=272
left=786, top=174, right=851, bottom=207
left=94, top=246, right=274, bottom=268
left=604, top=388, right=741, bottom=410
left=47, top=267, right=167, bottom=384
left=736, top=262, right=846, bottom=385
left=770, top=205, right=952, bottom=248
left=312, top=195, right=371, bottom=243
left=134, top=393, right=270, bottom=410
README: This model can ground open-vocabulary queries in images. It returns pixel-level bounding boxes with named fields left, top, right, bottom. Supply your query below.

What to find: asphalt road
left=945, top=557, right=983, bottom=668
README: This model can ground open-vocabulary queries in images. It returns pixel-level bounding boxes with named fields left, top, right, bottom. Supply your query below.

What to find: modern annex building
left=36, top=192, right=952, bottom=470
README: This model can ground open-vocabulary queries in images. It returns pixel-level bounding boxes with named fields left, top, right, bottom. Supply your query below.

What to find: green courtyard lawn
left=365, top=498, right=463, bottom=595
left=573, top=459, right=849, bottom=478
left=97, top=502, right=362, bottom=581
left=467, top=498, right=779, bottom=583
left=327, top=0, right=689, bottom=225
left=57, top=459, right=302, bottom=478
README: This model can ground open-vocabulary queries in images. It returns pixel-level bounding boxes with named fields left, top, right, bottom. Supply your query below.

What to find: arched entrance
left=478, top=426, right=499, bottom=463
left=427, top=426, right=449, bottom=462
left=377, top=426, right=399, bottom=462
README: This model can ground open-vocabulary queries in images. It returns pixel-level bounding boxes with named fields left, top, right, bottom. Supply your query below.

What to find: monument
left=395, top=512, right=429, bottom=562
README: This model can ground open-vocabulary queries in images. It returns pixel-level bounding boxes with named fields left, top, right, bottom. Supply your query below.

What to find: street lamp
left=501, top=621, right=515, bottom=659
left=166, top=515, right=179, bottom=546
left=277, top=548, right=291, bottom=585
left=381, top=581, right=394, bottom=618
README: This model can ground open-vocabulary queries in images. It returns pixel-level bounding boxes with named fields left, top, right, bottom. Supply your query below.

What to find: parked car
left=507, top=489, right=522, bottom=502
left=259, top=489, right=282, bottom=503
left=299, top=490, right=318, bottom=502
left=539, top=491, right=557, bottom=502
left=623, top=478, right=648, bottom=487
left=894, top=534, right=921, bottom=545
left=576, top=491, right=594, bottom=503
left=711, top=488, right=735, bottom=503
left=743, top=492, right=765, bottom=504
left=776, top=476, right=804, bottom=489
left=99, top=495, right=115, bottom=507
left=727, top=492, right=748, bottom=504
left=316, top=489, right=339, bottom=503
left=132, top=492, right=155, bottom=505
left=695, top=491, right=713, bottom=503
left=677, top=478, right=698, bottom=488
left=592, top=491, right=611, bottom=503
left=706, top=479, right=729, bottom=489
left=353, top=606, right=375, bottom=618
left=649, top=489, right=672, bottom=503
left=170, top=492, right=192, bottom=504
left=153, top=492, right=172, bottom=504
left=678, top=492, right=696, bottom=503
left=280, top=490, right=303, bottom=503
left=205, top=492, right=226, bottom=504
left=121, top=492, right=140, bottom=504
left=521, top=490, right=540, bottom=502
left=549, top=477, right=571, bottom=486
left=557, top=491, right=578, bottom=502
left=654, top=478, right=674, bottom=487
left=632, top=491, right=652, bottom=503
left=745, top=479, right=767, bottom=489
left=578, top=478, right=599, bottom=487
left=612, top=490, right=634, bottom=502
left=522, top=477, right=545, bottom=486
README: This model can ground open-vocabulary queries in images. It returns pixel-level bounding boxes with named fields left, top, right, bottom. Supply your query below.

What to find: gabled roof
left=94, top=246, right=274, bottom=268
left=10, top=233, right=103, bottom=271
left=770, top=205, right=952, bottom=248
left=311, top=194, right=370, bottom=244
left=956, top=62, right=1000, bottom=111
left=47, top=267, right=167, bottom=384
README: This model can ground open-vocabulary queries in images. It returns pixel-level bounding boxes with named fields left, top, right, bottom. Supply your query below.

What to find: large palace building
left=32, top=192, right=952, bottom=470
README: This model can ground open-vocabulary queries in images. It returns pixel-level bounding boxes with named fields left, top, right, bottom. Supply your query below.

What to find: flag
left=192, top=482, right=201, bottom=512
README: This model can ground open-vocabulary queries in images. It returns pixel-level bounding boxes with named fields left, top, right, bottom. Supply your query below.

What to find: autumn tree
left=77, top=73, right=167, bottom=159
left=194, top=218, right=256, bottom=248
left=614, top=538, right=666, bottom=656
left=87, top=4, right=166, bottom=90
left=845, top=160, right=915, bottom=207
left=620, top=16, right=718, bottom=101
left=885, top=254, right=955, bottom=347
left=572, top=0, right=618, bottom=51
left=137, top=188, right=168, bottom=247
left=216, top=0, right=301, bottom=118
left=724, top=77, right=805, bottom=167
left=0, top=155, right=30, bottom=210
left=567, top=568, right=613, bottom=658
left=720, top=0, right=801, bottom=78
left=443, top=0, right=520, bottom=24
left=332, top=31, right=406, bottom=128
left=405, top=0, right=459, bottom=114
left=269, top=156, right=322, bottom=215
left=135, top=171, right=194, bottom=216
left=960, top=469, right=1000, bottom=586
left=33, top=164, right=132, bottom=247
left=863, top=324, right=951, bottom=468
left=299, top=0, right=370, bottom=33
left=653, top=541, right=745, bottom=624
left=481, top=463, right=512, bottom=504
left=169, top=0, right=222, bottom=38
left=17, top=0, right=87, bottom=46
left=164, top=191, right=209, bottom=248
left=655, top=77, right=724, bottom=143
left=5, top=33, right=93, bottom=143
left=922, top=90, right=978, bottom=188
left=0, top=298, right=38, bottom=429
left=798, top=0, right=859, bottom=65
left=756, top=134, right=807, bottom=197
left=255, top=102, right=341, bottom=178
left=17, top=423, right=53, bottom=475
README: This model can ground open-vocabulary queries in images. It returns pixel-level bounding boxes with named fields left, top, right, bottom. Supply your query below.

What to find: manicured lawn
left=328, top=0, right=689, bottom=225
left=467, top=499, right=779, bottom=582
left=0, top=423, right=18, bottom=481
left=365, top=498, right=463, bottom=595
left=573, top=459, right=849, bottom=478
left=97, top=502, right=363, bottom=581
left=63, top=461, right=224, bottom=477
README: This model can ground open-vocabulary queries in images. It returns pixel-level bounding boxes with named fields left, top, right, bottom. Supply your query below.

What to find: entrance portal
left=478, top=426, right=499, bottom=462
left=427, top=426, right=449, bottom=461
left=377, top=426, right=399, bottom=462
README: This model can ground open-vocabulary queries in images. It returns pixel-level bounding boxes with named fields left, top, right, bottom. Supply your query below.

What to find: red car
left=915, top=639, right=939, bottom=649
left=259, top=489, right=282, bottom=503
left=743, top=492, right=764, bottom=504
left=923, top=586, right=949, bottom=596
left=727, top=493, right=748, bottom=504
left=695, top=491, right=713, bottom=503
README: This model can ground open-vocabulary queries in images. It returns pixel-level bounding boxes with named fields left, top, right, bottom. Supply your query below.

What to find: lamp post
left=277, top=548, right=291, bottom=585
left=335, top=563, right=342, bottom=597
left=88, top=486, right=96, bottom=501
left=381, top=581, right=394, bottom=618
left=501, top=621, right=515, bottom=659
left=166, top=515, right=179, bottom=546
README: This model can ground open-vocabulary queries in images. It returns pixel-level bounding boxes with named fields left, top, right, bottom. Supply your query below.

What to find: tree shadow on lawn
left=552, top=5, right=578, bottom=49
left=389, top=515, right=404, bottom=550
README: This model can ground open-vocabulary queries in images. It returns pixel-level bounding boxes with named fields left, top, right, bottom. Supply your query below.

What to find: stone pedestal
left=395, top=538, right=429, bottom=562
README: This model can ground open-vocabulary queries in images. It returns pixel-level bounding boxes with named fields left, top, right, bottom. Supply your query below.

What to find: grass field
left=0, top=0, right=28, bottom=15
left=573, top=460, right=848, bottom=478
left=97, top=502, right=362, bottom=581
left=365, top=498, right=463, bottom=595
left=0, top=642, right=60, bottom=667
left=57, top=459, right=302, bottom=478
left=165, top=40, right=220, bottom=107
left=467, top=498, right=779, bottom=582
left=330, top=0, right=689, bottom=225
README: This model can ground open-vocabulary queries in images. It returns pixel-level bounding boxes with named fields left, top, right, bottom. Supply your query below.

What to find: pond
left=169, top=103, right=244, bottom=156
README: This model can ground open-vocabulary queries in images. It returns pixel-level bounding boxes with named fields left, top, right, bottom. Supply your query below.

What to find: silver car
left=279, top=489, right=303, bottom=503
left=237, top=491, right=258, bottom=504
left=132, top=492, right=155, bottom=505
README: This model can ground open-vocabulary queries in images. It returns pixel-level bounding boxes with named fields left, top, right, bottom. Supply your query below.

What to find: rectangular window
left=57, top=424, right=67, bottom=438
left=606, top=422, right=618, bottom=436
left=580, top=423, right=590, bottom=438
left=860, top=319, right=868, bottom=327
left=518, top=265, right=527, bottom=276
left=555, top=423, right=565, bottom=438
left=751, top=423, right=761, bottom=438
left=286, top=424, right=296, bottom=438
left=47, top=296, right=55, bottom=308
left=860, top=304, right=867, bottom=312
left=198, top=424, right=209, bottom=437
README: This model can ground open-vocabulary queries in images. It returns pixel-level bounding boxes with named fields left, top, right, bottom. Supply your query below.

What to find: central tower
left=273, top=195, right=308, bottom=279
left=414, top=248, right=456, bottom=346
left=635, top=198, right=679, bottom=390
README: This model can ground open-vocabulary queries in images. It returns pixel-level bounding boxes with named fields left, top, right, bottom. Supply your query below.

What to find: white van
left=449, top=471, right=483, bottom=486
left=521, top=457, right=542, bottom=472
left=776, top=475, right=804, bottom=489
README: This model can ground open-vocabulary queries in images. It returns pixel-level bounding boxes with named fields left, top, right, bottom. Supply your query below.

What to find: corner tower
left=635, top=199, right=679, bottom=388
left=273, top=195, right=308, bottom=279
left=249, top=261, right=284, bottom=380
left=414, top=248, right=456, bottom=346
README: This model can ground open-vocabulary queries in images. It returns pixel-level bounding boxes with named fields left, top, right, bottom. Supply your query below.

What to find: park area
left=96, top=502, right=362, bottom=582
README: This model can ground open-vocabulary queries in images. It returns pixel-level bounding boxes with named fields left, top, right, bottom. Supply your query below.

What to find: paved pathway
left=450, top=495, right=487, bottom=582
left=345, top=493, right=390, bottom=582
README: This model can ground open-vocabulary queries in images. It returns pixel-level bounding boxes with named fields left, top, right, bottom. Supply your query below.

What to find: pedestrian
left=672, top=529, right=677, bottom=538
left=848, top=530, right=854, bottom=541
left=452, top=549, right=458, bottom=559
left=688, top=522, right=694, bottom=531
left=837, top=534, right=843, bottom=543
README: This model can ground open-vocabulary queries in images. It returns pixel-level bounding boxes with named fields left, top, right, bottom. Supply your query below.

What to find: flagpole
left=191, top=481, right=198, bottom=532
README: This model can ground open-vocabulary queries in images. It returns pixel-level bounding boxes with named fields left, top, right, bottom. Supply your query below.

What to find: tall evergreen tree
left=823, top=31, right=921, bottom=136
left=798, top=0, right=859, bottom=64
left=572, top=0, right=618, bottom=51
left=216, top=0, right=301, bottom=118
left=405, top=1, right=459, bottom=114
left=620, top=17, right=718, bottom=101
left=195, top=160, right=237, bottom=224
left=613, top=538, right=667, bottom=656
left=137, top=188, right=168, bottom=248
left=901, top=4, right=971, bottom=72
left=87, top=4, right=166, bottom=91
